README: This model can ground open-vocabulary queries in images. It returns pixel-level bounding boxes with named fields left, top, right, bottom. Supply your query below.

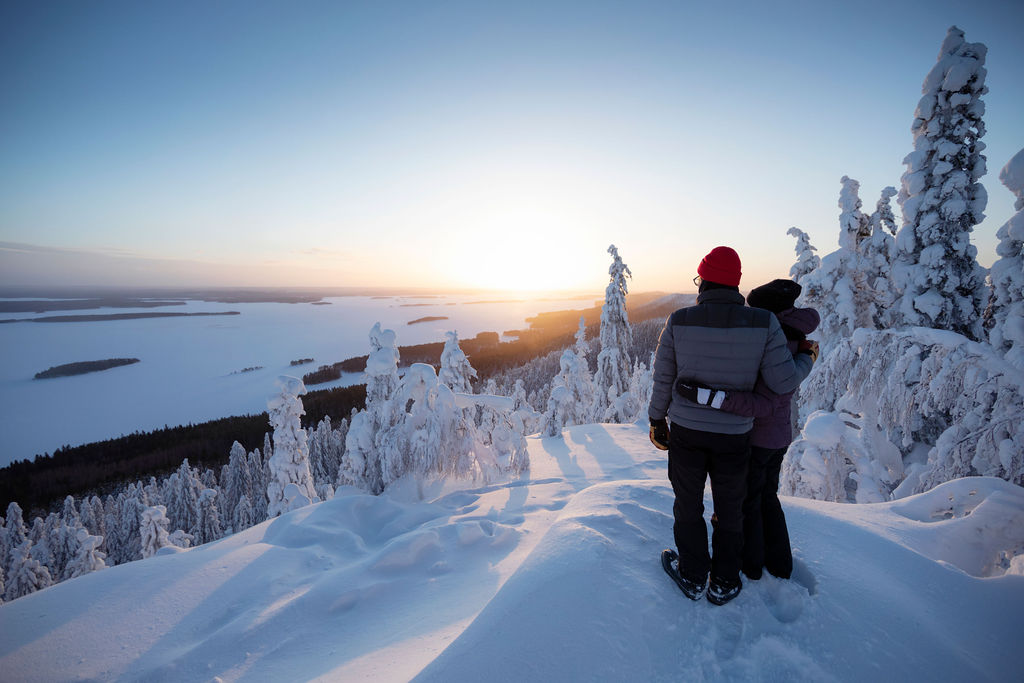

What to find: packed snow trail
left=0, top=424, right=1021, bottom=681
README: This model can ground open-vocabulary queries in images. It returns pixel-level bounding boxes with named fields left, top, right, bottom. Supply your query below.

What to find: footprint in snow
left=712, top=607, right=745, bottom=660
left=790, top=557, right=818, bottom=596
left=761, top=577, right=804, bottom=623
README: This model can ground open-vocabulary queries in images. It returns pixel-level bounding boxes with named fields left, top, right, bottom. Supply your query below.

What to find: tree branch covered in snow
left=984, top=148, right=1024, bottom=369
left=783, top=328, right=1024, bottom=502
left=893, top=26, right=989, bottom=339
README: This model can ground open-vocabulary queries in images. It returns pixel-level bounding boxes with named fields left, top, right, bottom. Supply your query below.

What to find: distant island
left=290, top=358, right=315, bottom=366
left=34, top=358, right=140, bottom=379
left=1, top=311, right=241, bottom=324
left=230, top=366, right=264, bottom=375
left=0, top=298, right=186, bottom=314
left=408, top=316, right=449, bottom=325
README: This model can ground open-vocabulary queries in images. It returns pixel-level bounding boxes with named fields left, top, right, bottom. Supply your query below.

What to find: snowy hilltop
left=0, top=423, right=1021, bottom=681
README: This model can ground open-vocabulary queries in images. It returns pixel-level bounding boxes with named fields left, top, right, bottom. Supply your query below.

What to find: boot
left=707, top=575, right=742, bottom=606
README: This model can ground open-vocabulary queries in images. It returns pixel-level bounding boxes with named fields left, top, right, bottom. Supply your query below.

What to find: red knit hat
left=697, top=246, right=742, bottom=287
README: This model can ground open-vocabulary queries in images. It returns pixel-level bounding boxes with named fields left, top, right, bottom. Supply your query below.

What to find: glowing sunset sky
left=1, top=1, right=1022, bottom=293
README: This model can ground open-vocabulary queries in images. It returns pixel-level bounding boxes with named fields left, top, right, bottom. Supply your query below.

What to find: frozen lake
left=0, top=294, right=594, bottom=467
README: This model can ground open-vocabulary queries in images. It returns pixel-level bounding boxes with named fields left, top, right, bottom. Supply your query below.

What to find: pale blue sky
left=1, top=0, right=1021, bottom=292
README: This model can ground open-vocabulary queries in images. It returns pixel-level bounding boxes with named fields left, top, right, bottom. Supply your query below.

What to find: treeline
left=303, top=292, right=679, bottom=387
left=0, top=384, right=366, bottom=516
left=303, top=331, right=501, bottom=384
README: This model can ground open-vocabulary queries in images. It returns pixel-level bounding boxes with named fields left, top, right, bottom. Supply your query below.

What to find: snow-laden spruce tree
left=220, top=441, right=251, bottom=527
left=893, top=26, right=989, bottom=339
left=338, top=323, right=403, bottom=493
left=544, top=348, right=595, bottom=436
left=438, top=330, right=478, bottom=393
left=380, top=362, right=485, bottom=488
left=4, top=539, right=51, bottom=602
left=66, top=528, right=106, bottom=579
left=164, top=461, right=201, bottom=540
left=592, top=244, right=633, bottom=422
left=574, top=316, right=590, bottom=364
left=788, top=227, right=821, bottom=285
left=984, top=148, right=1024, bottom=369
left=511, top=379, right=543, bottom=435
left=1, top=502, right=28, bottom=576
left=798, top=177, right=874, bottom=355
left=195, top=489, right=223, bottom=545
left=140, top=505, right=171, bottom=559
left=266, top=375, right=319, bottom=517
left=308, top=415, right=346, bottom=499
left=53, top=496, right=87, bottom=581
left=862, top=187, right=899, bottom=327
left=233, top=494, right=254, bottom=533
left=28, top=518, right=55, bottom=579
left=784, top=327, right=1023, bottom=499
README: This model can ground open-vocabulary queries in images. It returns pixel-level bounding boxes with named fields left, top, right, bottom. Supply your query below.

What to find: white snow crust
left=1, top=424, right=1021, bottom=682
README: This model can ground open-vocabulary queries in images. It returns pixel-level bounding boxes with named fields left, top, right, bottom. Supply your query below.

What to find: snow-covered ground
left=1, top=423, right=1021, bottom=682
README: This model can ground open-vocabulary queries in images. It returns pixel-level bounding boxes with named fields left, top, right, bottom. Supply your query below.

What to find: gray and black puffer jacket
left=648, top=288, right=813, bottom=434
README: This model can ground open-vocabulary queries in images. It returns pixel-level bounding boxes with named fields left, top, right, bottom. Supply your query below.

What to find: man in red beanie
left=648, top=246, right=815, bottom=605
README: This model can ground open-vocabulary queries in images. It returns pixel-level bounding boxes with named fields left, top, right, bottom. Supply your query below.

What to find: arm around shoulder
left=759, top=316, right=811, bottom=395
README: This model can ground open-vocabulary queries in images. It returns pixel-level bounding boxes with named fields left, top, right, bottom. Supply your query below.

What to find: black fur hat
left=747, top=279, right=802, bottom=313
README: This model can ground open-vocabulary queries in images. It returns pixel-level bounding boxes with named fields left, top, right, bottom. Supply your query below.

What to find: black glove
left=649, top=418, right=669, bottom=451
left=676, top=381, right=727, bottom=409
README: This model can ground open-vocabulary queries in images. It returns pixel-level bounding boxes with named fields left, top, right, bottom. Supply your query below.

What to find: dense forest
left=0, top=384, right=366, bottom=516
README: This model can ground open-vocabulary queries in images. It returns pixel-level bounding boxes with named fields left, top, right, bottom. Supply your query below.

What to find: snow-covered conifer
left=195, top=489, right=223, bottom=545
left=862, top=187, right=899, bottom=327
left=140, top=505, right=171, bottom=559
left=984, top=149, right=1024, bottom=369
left=164, top=461, right=201, bottom=539
left=168, top=529, right=193, bottom=549
left=248, top=446, right=270, bottom=523
left=221, top=441, right=250, bottom=526
left=233, top=494, right=254, bottom=533
left=510, top=379, right=542, bottom=435
left=574, top=316, right=590, bottom=364
left=4, top=539, right=51, bottom=601
left=115, top=486, right=143, bottom=564
left=592, top=244, right=633, bottom=422
left=1, top=502, right=27, bottom=575
left=544, top=349, right=594, bottom=435
left=893, top=26, right=989, bottom=339
left=338, top=323, right=402, bottom=492
left=266, top=376, right=319, bottom=517
left=27, top=518, right=55, bottom=577
left=788, top=227, right=821, bottom=284
left=66, top=528, right=106, bottom=579
left=439, top=330, right=478, bottom=393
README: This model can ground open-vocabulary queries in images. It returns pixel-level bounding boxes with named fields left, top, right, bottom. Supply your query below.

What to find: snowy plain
left=1, top=422, right=1020, bottom=682
left=0, top=295, right=592, bottom=466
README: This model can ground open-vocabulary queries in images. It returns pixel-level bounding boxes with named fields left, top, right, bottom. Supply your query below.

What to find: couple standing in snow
left=648, top=246, right=819, bottom=605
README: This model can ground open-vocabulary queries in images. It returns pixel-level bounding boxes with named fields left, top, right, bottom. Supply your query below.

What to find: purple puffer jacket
left=719, top=307, right=820, bottom=448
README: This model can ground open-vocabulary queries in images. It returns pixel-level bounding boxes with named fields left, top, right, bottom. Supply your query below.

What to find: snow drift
left=1, top=424, right=1021, bottom=682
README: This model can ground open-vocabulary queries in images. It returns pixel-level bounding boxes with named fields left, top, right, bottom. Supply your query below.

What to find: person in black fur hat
left=677, top=278, right=819, bottom=581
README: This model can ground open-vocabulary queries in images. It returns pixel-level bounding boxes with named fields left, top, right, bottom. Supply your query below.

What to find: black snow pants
left=667, top=423, right=751, bottom=585
left=742, top=445, right=793, bottom=580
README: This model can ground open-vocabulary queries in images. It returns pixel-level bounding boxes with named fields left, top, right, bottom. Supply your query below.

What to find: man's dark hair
left=698, top=279, right=739, bottom=293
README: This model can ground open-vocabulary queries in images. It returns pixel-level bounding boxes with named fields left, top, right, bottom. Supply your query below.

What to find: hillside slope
left=1, top=424, right=1022, bottom=682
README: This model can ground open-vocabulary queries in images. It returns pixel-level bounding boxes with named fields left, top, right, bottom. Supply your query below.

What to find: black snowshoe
left=707, top=575, right=742, bottom=606
left=661, top=549, right=706, bottom=601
